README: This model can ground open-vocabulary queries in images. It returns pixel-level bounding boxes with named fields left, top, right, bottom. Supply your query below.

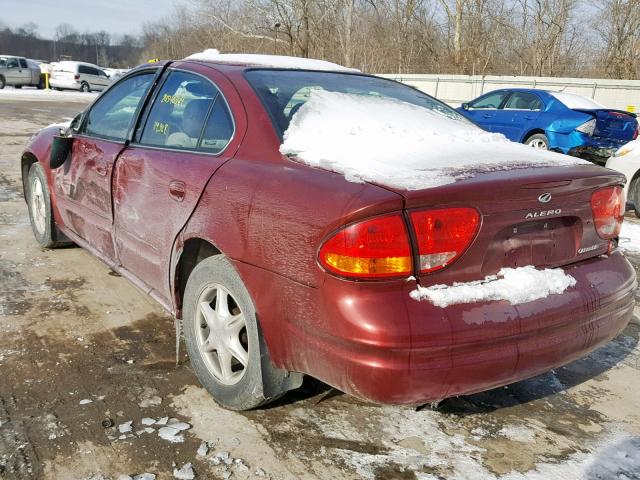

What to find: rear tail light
left=410, top=207, right=480, bottom=273
left=591, top=186, right=624, bottom=239
left=74, top=74, right=80, bottom=80
left=319, top=214, right=412, bottom=279
left=576, top=118, right=596, bottom=136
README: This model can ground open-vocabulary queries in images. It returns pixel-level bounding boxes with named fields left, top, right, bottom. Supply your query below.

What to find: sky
left=2, top=0, right=181, bottom=39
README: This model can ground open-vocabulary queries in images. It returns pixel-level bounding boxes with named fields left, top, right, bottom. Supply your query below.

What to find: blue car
left=457, top=88, right=639, bottom=164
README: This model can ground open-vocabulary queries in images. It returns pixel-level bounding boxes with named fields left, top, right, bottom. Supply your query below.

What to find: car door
left=498, top=91, right=544, bottom=142
left=4, top=57, right=20, bottom=84
left=18, top=58, right=31, bottom=85
left=113, top=66, right=241, bottom=302
left=463, top=90, right=510, bottom=131
left=96, top=68, right=111, bottom=90
left=53, top=70, right=157, bottom=260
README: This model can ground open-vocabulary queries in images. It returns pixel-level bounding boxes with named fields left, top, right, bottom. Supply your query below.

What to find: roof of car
left=183, top=50, right=359, bottom=73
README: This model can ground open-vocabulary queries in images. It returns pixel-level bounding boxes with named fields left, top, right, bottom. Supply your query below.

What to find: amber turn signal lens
left=319, top=214, right=413, bottom=279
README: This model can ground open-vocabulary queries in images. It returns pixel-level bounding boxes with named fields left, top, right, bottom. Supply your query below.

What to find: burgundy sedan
left=21, top=55, right=636, bottom=410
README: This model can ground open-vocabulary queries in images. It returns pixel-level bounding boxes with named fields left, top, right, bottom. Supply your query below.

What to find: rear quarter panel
left=175, top=68, right=405, bottom=365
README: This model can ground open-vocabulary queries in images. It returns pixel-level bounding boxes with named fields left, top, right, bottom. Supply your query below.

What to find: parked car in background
left=457, top=88, right=639, bottom=164
left=49, top=61, right=111, bottom=92
left=20, top=54, right=635, bottom=410
left=101, top=67, right=129, bottom=81
left=606, top=140, right=640, bottom=216
left=0, top=55, right=45, bottom=89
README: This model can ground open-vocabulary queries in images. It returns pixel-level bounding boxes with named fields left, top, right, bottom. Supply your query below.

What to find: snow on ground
left=410, top=266, right=576, bottom=308
left=185, top=49, right=358, bottom=72
left=302, top=401, right=640, bottom=480
left=0, top=87, right=97, bottom=102
left=619, top=220, right=640, bottom=253
left=280, top=90, right=587, bottom=190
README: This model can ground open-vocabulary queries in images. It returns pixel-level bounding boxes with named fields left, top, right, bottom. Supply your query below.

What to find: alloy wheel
left=528, top=138, right=548, bottom=149
left=195, top=284, right=249, bottom=385
left=30, top=176, right=46, bottom=235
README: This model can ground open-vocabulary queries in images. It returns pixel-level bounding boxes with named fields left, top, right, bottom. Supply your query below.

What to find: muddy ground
left=0, top=93, right=639, bottom=480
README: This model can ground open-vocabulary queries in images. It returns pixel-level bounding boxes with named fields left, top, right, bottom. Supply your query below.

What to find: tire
left=630, top=177, right=640, bottom=219
left=0, top=76, right=6, bottom=89
left=524, top=133, right=549, bottom=150
left=183, top=255, right=301, bottom=410
left=26, top=163, right=71, bottom=248
left=37, top=76, right=45, bottom=90
left=14, top=84, right=22, bottom=89
left=80, top=82, right=90, bottom=93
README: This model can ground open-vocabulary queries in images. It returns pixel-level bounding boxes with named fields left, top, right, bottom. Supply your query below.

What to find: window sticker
left=161, top=94, right=186, bottom=107
left=153, top=121, right=169, bottom=135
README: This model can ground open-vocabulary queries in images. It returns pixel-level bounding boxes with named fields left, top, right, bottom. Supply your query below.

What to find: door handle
left=169, top=180, right=186, bottom=202
left=482, top=113, right=493, bottom=118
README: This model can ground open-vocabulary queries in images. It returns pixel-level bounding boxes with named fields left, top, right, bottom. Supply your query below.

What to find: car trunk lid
left=575, top=108, right=638, bottom=142
left=392, top=165, right=625, bottom=285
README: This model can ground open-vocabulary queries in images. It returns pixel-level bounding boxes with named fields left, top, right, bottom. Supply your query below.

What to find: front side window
left=19, top=58, right=28, bottom=68
left=504, top=92, right=543, bottom=111
left=139, top=70, right=220, bottom=151
left=82, top=71, right=155, bottom=141
left=469, top=91, right=509, bottom=110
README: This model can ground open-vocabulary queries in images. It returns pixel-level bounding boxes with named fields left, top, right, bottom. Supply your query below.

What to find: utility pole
left=274, top=23, right=281, bottom=54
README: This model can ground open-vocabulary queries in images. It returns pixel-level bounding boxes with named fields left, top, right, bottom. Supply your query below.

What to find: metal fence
left=377, top=74, right=640, bottom=112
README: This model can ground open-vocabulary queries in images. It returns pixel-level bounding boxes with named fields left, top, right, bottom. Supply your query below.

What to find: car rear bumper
left=234, top=250, right=636, bottom=405
left=49, top=78, right=81, bottom=90
left=549, top=130, right=628, bottom=163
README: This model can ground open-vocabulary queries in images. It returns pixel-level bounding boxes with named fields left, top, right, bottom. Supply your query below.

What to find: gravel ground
left=0, top=92, right=639, bottom=480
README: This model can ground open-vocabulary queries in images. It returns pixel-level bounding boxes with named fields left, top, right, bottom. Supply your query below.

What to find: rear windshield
left=245, top=69, right=467, bottom=137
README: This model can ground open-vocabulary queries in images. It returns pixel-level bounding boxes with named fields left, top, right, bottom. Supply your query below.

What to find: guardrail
left=377, top=74, right=640, bottom=112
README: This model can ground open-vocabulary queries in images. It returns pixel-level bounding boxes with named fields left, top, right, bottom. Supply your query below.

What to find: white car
left=606, top=140, right=640, bottom=216
left=49, top=61, right=111, bottom=92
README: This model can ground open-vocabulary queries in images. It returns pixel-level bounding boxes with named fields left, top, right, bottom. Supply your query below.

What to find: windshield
left=245, top=69, right=468, bottom=137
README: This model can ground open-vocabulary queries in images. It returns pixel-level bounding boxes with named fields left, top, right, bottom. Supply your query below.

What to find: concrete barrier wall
left=377, top=74, right=640, bottom=112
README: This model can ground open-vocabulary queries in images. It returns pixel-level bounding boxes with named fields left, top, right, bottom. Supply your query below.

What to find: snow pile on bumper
left=280, top=90, right=587, bottom=190
left=410, top=266, right=576, bottom=307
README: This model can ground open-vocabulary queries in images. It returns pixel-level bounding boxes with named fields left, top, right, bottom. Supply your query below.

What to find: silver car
left=0, top=55, right=44, bottom=89
left=49, top=61, right=111, bottom=93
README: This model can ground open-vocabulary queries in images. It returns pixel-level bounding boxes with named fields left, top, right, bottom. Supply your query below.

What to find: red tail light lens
left=410, top=207, right=480, bottom=273
left=74, top=74, right=80, bottom=80
left=591, top=186, right=624, bottom=239
left=319, top=214, right=412, bottom=279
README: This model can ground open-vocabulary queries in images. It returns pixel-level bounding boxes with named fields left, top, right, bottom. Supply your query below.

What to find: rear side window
left=469, top=91, right=508, bottom=109
left=6, top=58, right=18, bottom=68
left=200, top=98, right=234, bottom=153
left=139, top=70, right=229, bottom=152
left=79, top=65, right=91, bottom=75
left=504, top=92, right=543, bottom=111
left=83, top=72, right=155, bottom=141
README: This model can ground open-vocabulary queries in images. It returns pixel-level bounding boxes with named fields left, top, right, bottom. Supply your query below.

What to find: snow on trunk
left=280, top=90, right=586, bottom=190
left=410, top=266, right=576, bottom=308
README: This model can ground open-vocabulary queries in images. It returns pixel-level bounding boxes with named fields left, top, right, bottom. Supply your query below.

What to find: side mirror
left=462, top=103, right=470, bottom=110
left=50, top=135, right=74, bottom=169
